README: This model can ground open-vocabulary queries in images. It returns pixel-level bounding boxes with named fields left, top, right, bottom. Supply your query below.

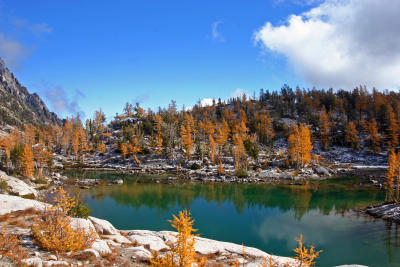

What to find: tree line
left=1, top=85, right=400, bottom=180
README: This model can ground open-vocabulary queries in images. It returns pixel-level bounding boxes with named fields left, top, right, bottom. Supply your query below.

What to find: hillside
left=0, top=58, right=60, bottom=132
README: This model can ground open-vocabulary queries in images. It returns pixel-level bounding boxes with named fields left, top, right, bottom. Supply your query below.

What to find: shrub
left=293, top=234, right=322, bottom=267
left=244, top=138, right=259, bottom=160
left=190, top=163, right=201, bottom=170
left=69, top=199, right=92, bottom=219
left=0, top=180, right=7, bottom=192
left=236, top=168, right=248, bottom=178
left=32, top=187, right=96, bottom=253
left=0, top=226, right=28, bottom=261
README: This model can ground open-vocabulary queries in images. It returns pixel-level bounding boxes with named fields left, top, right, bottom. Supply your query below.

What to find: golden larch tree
left=256, top=110, right=275, bottom=145
left=319, top=108, right=330, bottom=151
left=233, top=134, right=245, bottom=170
left=209, top=135, right=216, bottom=164
left=387, top=110, right=399, bottom=149
left=180, top=114, right=194, bottom=159
left=20, top=144, right=35, bottom=179
left=385, top=149, right=399, bottom=201
left=150, top=210, right=205, bottom=267
left=367, top=119, right=381, bottom=153
left=344, top=122, right=360, bottom=151
left=128, top=137, right=142, bottom=163
left=154, top=114, right=163, bottom=154
left=120, top=143, right=128, bottom=159
left=215, top=119, right=230, bottom=159
left=288, top=124, right=313, bottom=168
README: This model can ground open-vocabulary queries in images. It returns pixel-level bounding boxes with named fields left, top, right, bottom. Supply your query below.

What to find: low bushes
left=32, top=187, right=96, bottom=253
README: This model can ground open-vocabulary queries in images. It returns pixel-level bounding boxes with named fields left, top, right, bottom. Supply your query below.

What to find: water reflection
left=72, top=178, right=383, bottom=217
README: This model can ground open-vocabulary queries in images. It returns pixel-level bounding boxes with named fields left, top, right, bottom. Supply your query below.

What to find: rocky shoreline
left=365, top=202, right=400, bottom=223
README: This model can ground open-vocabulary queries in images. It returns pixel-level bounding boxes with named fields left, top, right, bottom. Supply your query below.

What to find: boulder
left=91, top=239, right=112, bottom=255
left=75, top=249, right=100, bottom=260
left=127, top=246, right=153, bottom=261
left=42, top=260, right=69, bottom=266
left=279, top=172, right=293, bottom=179
left=0, top=171, right=38, bottom=197
left=125, top=230, right=170, bottom=251
left=70, top=217, right=99, bottom=239
left=89, top=216, right=119, bottom=235
left=0, top=194, right=48, bottom=215
left=102, top=234, right=131, bottom=244
left=22, top=257, right=43, bottom=267
left=314, top=167, right=330, bottom=176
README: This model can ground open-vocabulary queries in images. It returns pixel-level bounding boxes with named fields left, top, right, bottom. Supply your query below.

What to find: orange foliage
left=209, top=135, right=216, bottom=164
left=20, top=144, right=35, bottom=179
left=386, top=149, right=399, bottom=202
left=154, top=114, right=163, bottom=154
left=387, top=110, right=399, bottom=149
left=180, top=114, right=195, bottom=159
left=288, top=124, right=313, bottom=168
left=0, top=225, right=28, bottom=261
left=344, top=122, right=360, bottom=151
left=218, top=160, right=225, bottom=175
left=32, top=187, right=96, bottom=253
left=256, top=109, right=275, bottom=145
left=367, top=119, right=380, bottom=153
left=97, top=142, right=107, bottom=155
left=319, top=108, right=330, bottom=151
left=233, top=134, right=245, bottom=170
left=150, top=210, right=206, bottom=267
left=293, top=234, right=322, bottom=267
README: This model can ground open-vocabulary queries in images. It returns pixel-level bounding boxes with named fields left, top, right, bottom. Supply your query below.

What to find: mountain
left=0, top=58, right=61, bottom=130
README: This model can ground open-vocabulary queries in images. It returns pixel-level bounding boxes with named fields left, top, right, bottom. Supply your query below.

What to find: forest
left=0, top=85, right=398, bottom=180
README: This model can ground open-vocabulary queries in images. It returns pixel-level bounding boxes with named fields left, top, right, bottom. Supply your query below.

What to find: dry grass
left=0, top=225, right=29, bottom=261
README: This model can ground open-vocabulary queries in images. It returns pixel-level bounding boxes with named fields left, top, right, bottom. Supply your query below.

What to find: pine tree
left=299, top=125, right=313, bottom=166
left=367, top=119, right=381, bottom=153
left=344, top=122, right=360, bottom=151
left=154, top=114, right=163, bottom=155
left=218, top=160, right=225, bottom=175
left=128, top=137, right=142, bottom=163
left=387, top=110, right=399, bottom=149
left=209, top=135, right=216, bottom=164
left=233, top=134, right=245, bottom=170
left=288, top=124, right=313, bottom=167
left=120, top=143, right=128, bottom=159
left=319, top=108, right=330, bottom=151
left=20, top=144, right=35, bottom=179
left=256, top=110, right=275, bottom=145
left=386, top=149, right=397, bottom=202
left=97, top=142, right=106, bottom=155
left=180, top=114, right=194, bottom=159
left=215, top=119, right=229, bottom=159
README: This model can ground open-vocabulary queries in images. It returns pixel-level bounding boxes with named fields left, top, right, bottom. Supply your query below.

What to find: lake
left=66, top=172, right=399, bottom=266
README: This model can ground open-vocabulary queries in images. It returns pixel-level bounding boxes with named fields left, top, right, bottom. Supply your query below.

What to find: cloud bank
left=254, top=0, right=400, bottom=90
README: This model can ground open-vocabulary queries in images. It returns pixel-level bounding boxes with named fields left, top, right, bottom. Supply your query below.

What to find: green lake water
left=66, top=172, right=400, bottom=267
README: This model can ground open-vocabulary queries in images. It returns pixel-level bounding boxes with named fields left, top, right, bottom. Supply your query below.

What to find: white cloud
left=230, top=88, right=251, bottom=99
left=200, top=98, right=214, bottom=106
left=13, top=18, right=52, bottom=36
left=211, top=21, right=225, bottom=42
left=254, top=0, right=400, bottom=90
left=0, top=34, right=30, bottom=68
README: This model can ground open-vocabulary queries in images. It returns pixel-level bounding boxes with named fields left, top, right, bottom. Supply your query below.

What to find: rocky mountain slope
left=0, top=58, right=60, bottom=130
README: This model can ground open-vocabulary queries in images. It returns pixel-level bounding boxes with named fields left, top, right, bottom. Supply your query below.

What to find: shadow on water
left=65, top=171, right=399, bottom=267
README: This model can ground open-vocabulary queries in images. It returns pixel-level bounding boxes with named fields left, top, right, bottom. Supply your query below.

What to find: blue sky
left=1, top=0, right=399, bottom=120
